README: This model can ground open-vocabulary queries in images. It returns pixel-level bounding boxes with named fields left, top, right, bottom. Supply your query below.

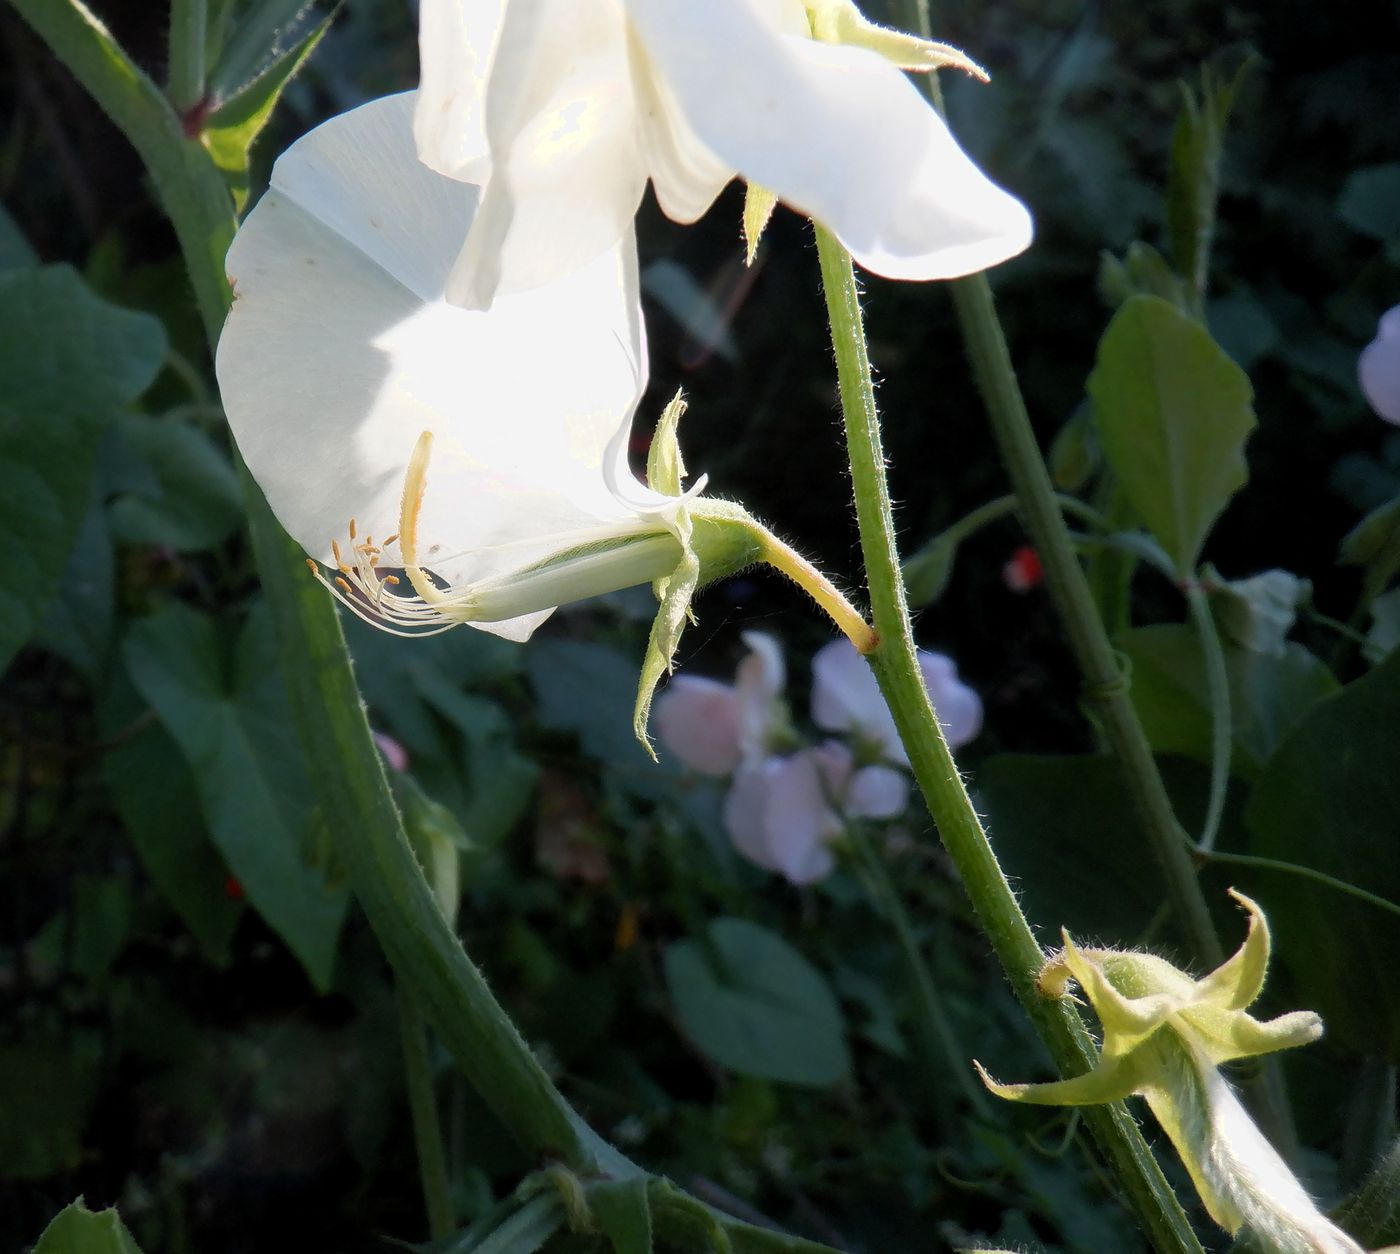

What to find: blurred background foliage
left=2, top=0, right=1398, bottom=1250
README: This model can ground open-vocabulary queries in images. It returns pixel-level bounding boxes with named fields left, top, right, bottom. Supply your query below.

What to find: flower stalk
left=813, top=223, right=1204, bottom=1254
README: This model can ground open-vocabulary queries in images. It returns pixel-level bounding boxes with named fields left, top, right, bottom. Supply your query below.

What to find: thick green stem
left=814, top=225, right=1203, bottom=1254
left=398, top=981, right=456, bottom=1241
left=167, top=0, right=207, bottom=111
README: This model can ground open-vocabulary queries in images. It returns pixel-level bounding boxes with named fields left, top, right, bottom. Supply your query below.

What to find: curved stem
left=1183, top=582, right=1231, bottom=853
left=398, top=981, right=456, bottom=1241
left=813, top=225, right=1203, bottom=1254
left=1199, top=850, right=1400, bottom=921
left=753, top=522, right=877, bottom=651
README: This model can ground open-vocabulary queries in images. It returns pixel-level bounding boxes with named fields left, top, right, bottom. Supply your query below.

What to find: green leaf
left=107, top=414, right=243, bottom=550
left=589, top=1179, right=653, bottom=1254
left=1244, top=649, right=1400, bottom=1059
left=645, top=389, right=688, bottom=497
left=0, top=203, right=38, bottom=272
left=37, top=493, right=115, bottom=680
left=0, top=1033, right=100, bottom=1179
left=32, top=1199, right=144, bottom=1254
left=1119, top=623, right=1338, bottom=778
left=0, top=265, right=165, bottom=672
left=123, top=602, right=348, bottom=989
left=527, top=639, right=681, bottom=802
left=978, top=754, right=1178, bottom=945
left=203, top=9, right=333, bottom=209
left=1340, top=492, right=1400, bottom=606
left=1088, top=294, right=1256, bottom=571
left=99, top=672, right=243, bottom=965
left=664, top=917, right=851, bottom=1086
left=1338, top=164, right=1400, bottom=244
left=1333, top=1138, right=1400, bottom=1248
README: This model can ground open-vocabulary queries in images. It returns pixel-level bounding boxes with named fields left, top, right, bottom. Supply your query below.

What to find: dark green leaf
left=37, top=493, right=115, bottom=680
left=108, top=414, right=243, bottom=551
left=1088, top=294, right=1256, bottom=571
left=1119, top=623, right=1338, bottom=778
left=204, top=9, right=333, bottom=208
left=1096, top=241, right=1189, bottom=311
left=1340, top=493, right=1400, bottom=605
left=1338, top=164, right=1400, bottom=243
left=0, top=265, right=165, bottom=671
left=100, top=673, right=243, bottom=965
left=123, top=602, right=347, bottom=989
left=32, top=1199, right=144, bottom=1254
left=0, top=1033, right=100, bottom=1179
left=1333, top=1138, right=1400, bottom=1247
left=1244, top=649, right=1400, bottom=1058
left=528, top=639, right=680, bottom=801
left=664, top=917, right=850, bottom=1086
left=978, top=754, right=1173, bottom=946
left=0, top=203, right=38, bottom=272
left=1366, top=587, right=1400, bottom=664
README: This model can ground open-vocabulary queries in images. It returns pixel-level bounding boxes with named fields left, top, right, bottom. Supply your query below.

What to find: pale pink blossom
left=810, top=638, right=981, bottom=765
left=1359, top=303, right=1400, bottom=424
left=723, top=741, right=907, bottom=884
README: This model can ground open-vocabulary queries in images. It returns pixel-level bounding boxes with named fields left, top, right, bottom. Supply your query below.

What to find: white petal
left=810, top=638, right=904, bottom=763
left=1359, top=303, right=1400, bottom=424
left=445, top=0, right=647, bottom=308
left=626, top=31, right=734, bottom=222
left=846, top=764, right=909, bottom=819
left=625, top=0, right=1033, bottom=281
left=654, top=675, right=742, bottom=775
left=918, top=650, right=983, bottom=748
left=414, top=0, right=503, bottom=183
left=216, top=93, right=654, bottom=641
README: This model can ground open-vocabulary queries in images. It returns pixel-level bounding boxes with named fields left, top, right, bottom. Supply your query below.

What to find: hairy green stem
left=847, top=824, right=990, bottom=1119
left=814, top=225, right=1203, bottom=1254
left=398, top=981, right=456, bottom=1241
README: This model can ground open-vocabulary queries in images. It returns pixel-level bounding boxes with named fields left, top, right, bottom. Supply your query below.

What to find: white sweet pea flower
left=654, top=630, right=786, bottom=774
left=1359, top=304, right=1400, bottom=424
left=811, top=638, right=982, bottom=764
left=724, top=741, right=907, bottom=884
left=415, top=0, right=1033, bottom=309
left=216, top=92, right=724, bottom=643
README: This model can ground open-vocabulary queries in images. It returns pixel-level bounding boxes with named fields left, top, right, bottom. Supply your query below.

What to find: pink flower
left=1360, top=304, right=1400, bottom=424
left=810, top=638, right=982, bottom=765
left=723, top=742, right=907, bottom=885
left=654, top=631, right=784, bottom=774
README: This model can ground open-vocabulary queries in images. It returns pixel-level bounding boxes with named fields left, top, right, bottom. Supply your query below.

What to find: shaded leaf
left=1119, top=623, right=1338, bottom=778
left=590, top=1178, right=653, bottom=1254
left=123, top=602, right=347, bottom=989
left=0, top=1033, right=100, bottom=1180
left=1338, top=164, right=1400, bottom=243
left=1244, top=649, right=1400, bottom=1059
left=100, top=671, right=243, bottom=964
left=108, top=414, right=243, bottom=551
left=32, top=1199, right=144, bottom=1254
left=664, top=917, right=850, bottom=1086
left=0, top=266, right=165, bottom=671
left=1088, top=295, right=1255, bottom=571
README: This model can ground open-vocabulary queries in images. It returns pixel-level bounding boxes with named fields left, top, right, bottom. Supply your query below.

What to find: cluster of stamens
left=307, top=432, right=474, bottom=636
